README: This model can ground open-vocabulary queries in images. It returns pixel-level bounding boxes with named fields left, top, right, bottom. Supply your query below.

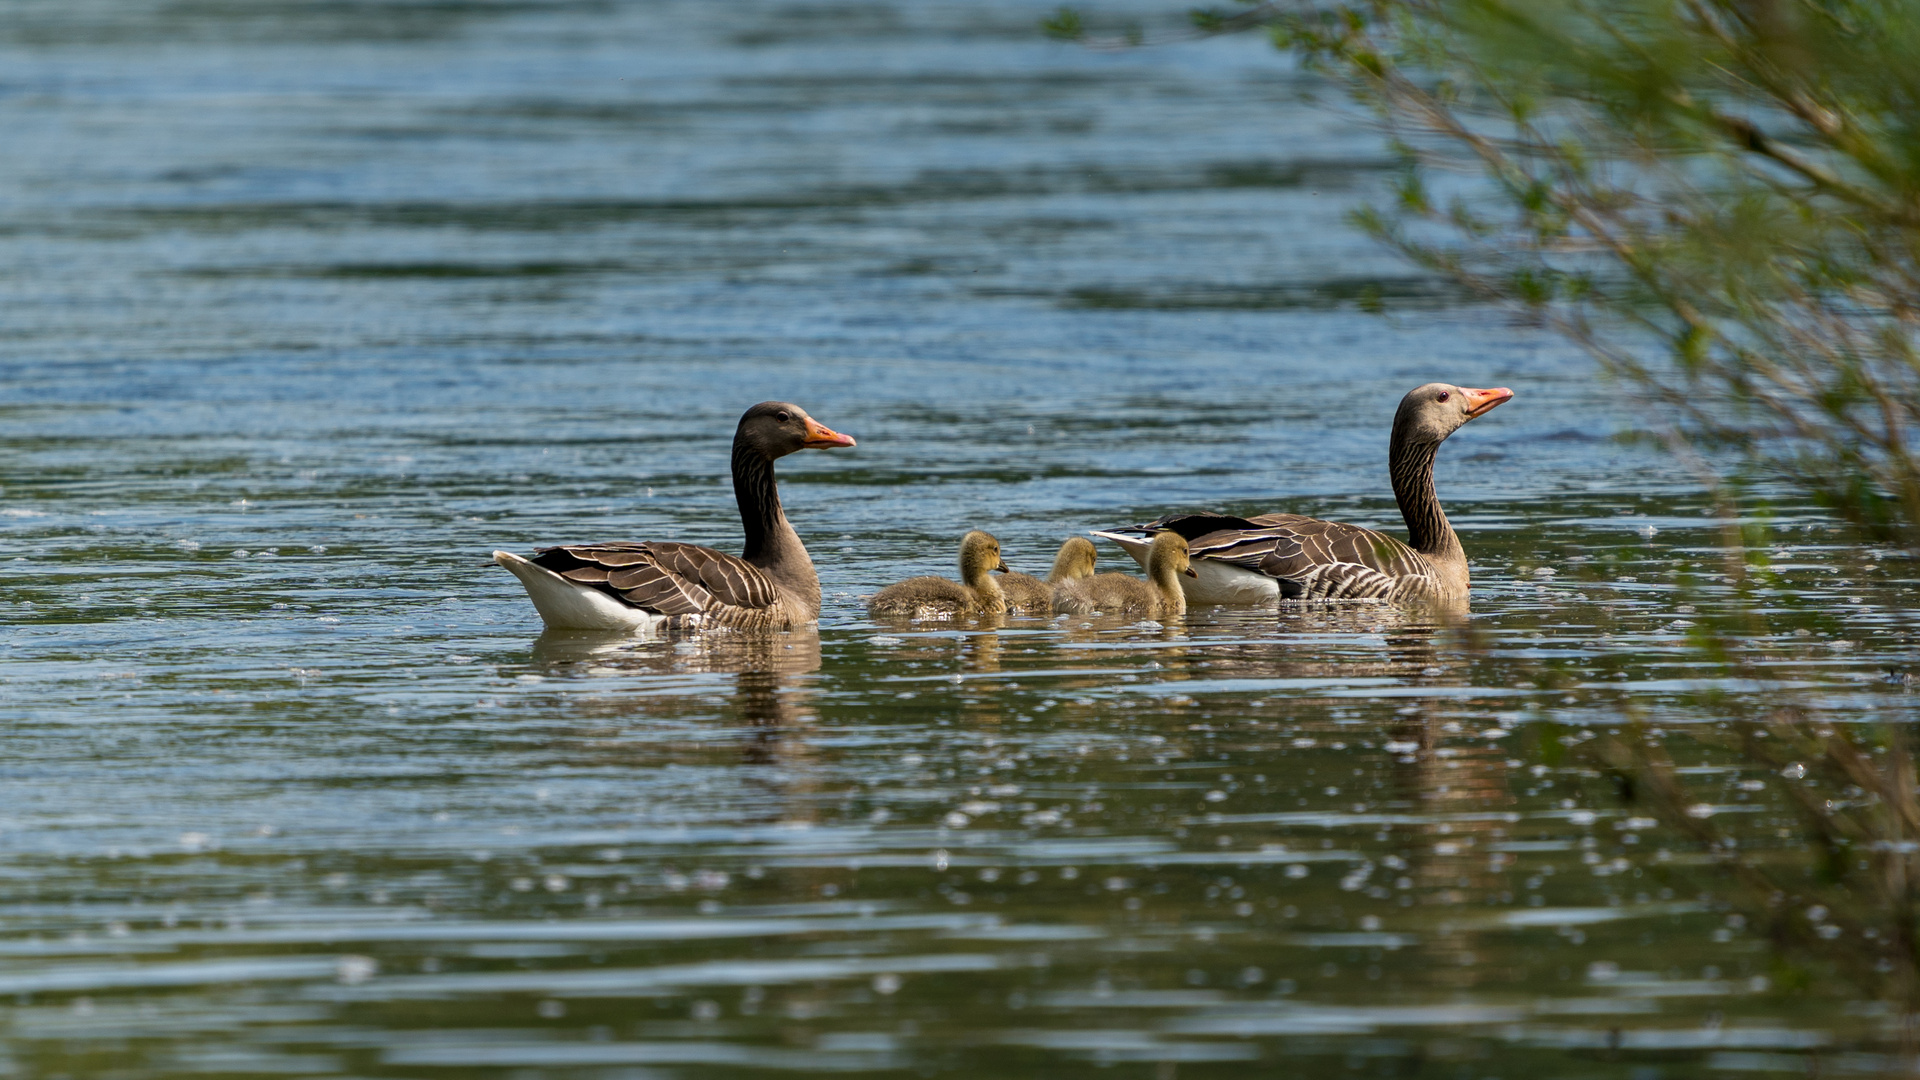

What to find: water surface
left=4, top=1, right=1919, bottom=1076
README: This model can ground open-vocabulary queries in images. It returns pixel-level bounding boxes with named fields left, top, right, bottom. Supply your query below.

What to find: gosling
left=869, top=530, right=1010, bottom=617
left=1000, top=536, right=1099, bottom=614
left=1052, top=531, right=1195, bottom=618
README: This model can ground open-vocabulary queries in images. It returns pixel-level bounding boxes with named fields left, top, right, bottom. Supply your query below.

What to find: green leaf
left=1041, top=6, right=1085, bottom=41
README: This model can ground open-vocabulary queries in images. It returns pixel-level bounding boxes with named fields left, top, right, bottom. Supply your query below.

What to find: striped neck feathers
left=732, top=437, right=818, bottom=613
left=1387, top=428, right=1462, bottom=567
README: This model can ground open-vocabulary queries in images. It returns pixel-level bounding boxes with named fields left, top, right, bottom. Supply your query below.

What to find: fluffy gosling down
left=869, top=530, right=1011, bottom=617
left=998, top=536, right=1099, bottom=614
left=1053, top=531, right=1196, bottom=618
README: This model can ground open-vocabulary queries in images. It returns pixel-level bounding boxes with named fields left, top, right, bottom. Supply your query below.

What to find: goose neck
left=1388, top=432, right=1462, bottom=567
left=733, top=438, right=819, bottom=614
left=1147, top=557, right=1188, bottom=617
left=1047, top=549, right=1080, bottom=583
left=974, top=572, right=1006, bottom=611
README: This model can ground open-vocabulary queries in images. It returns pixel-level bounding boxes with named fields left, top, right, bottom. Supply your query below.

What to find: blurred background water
left=2, top=1, right=1918, bottom=1077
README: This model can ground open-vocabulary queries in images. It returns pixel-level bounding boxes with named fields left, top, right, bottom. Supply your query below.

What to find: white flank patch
left=492, top=551, right=666, bottom=634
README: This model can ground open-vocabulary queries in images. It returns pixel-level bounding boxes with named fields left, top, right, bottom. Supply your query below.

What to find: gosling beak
left=993, top=559, right=1010, bottom=574
left=1183, top=567, right=1199, bottom=578
left=1461, top=387, right=1514, bottom=419
left=802, top=418, right=857, bottom=449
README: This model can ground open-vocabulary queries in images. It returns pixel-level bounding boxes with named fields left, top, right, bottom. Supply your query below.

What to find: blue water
left=4, top=1, right=1917, bottom=1076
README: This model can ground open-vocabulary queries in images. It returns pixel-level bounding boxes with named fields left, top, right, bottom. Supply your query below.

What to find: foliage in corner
left=1064, top=0, right=1920, bottom=547
left=1583, top=713, right=1920, bottom=1026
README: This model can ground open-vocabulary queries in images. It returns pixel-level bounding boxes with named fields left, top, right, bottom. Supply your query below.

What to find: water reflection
left=531, top=627, right=825, bottom=771
left=1583, top=705, right=1920, bottom=1058
left=1, top=497, right=1913, bottom=1075
left=529, top=629, right=824, bottom=679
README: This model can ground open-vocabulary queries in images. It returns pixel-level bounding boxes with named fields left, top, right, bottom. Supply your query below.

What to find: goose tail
left=1086, top=530, right=1280, bottom=607
left=1088, top=529, right=1152, bottom=571
left=492, top=550, right=666, bottom=633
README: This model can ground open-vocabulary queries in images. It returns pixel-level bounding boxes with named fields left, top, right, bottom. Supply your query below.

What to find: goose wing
left=530, top=541, right=779, bottom=617
left=1126, top=512, right=1289, bottom=571
left=1249, top=517, right=1433, bottom=600
left=1124, top=512, right=1435, bottom=600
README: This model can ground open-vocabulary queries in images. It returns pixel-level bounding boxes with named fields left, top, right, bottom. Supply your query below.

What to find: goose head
left=1391, top=383, right=1513, bottom=447
left=1147, top=531, right=1199, bottom=579
left=1050, top=536, right=1099, bottom=581
left=959, top=530, right=1011, bottom=587
left=738, top=401, right=857, bottom=459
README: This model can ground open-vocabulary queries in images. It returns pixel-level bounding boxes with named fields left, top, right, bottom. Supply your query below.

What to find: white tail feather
left=492, top=551, right=667, bottom=633
left=1087, top=530, right=1280, bottom=607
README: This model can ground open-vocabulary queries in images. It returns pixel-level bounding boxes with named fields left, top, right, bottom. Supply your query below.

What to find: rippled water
left=5, top=1, right=1920, bottom=1076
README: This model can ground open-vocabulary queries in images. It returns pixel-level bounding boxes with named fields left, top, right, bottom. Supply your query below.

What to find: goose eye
left=1436, top=392, right=1450, bottom=402
left=776, top=411, right=792, bottom=422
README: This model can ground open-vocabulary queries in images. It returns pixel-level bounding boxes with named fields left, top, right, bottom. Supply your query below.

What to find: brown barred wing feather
left=1120, top=512, right=1439, bottom=601
left=1180, top=527, right=1288, bottom=570
left=1255, top=518, right=1425, bottom=576
left=1125, top=512, right=1298, bottom=571
left=1130, top=512, right=1270, bottom=544
left=644, top=542, right=780, bottom=611
left=1251, top=519, right=1433, bottom=600
left=529, top=542, right=781, bottom=620
left=1261, top=558, right=1405, bottom=601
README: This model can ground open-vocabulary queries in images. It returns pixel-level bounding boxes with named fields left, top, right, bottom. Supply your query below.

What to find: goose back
left=997, top=571, right=1054, bottom=614
left=868, top=530, right=1009, bottom=618
left=1052, top=572, right=1158, bottom=615
left=868, top=575, right=998, bottom=616
left=999, top=537, right=1099, bottom=614
left=524, top=541, right=806, bottom=630
left=1137, top=511, right=1438, bottom=602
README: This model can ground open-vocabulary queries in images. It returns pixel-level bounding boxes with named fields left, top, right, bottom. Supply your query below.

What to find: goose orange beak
left=802, top=418, right=857, bottom=448
left=1462, top=387, right=1513, bottom=418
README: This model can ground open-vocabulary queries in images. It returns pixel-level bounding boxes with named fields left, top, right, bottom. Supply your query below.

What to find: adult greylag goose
left=493, top=401, right=856, bottom=632
left=999, top=536, right=1099, bottom=614
left=1053, top=531, right=1196, bottom=617
left=869, top=530, right=1011, bottom=617
left=1092, top=383, right=1511, bottom=604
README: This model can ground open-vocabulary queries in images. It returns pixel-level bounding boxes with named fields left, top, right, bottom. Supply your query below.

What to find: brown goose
left=868, top=530, right=1011, bottom=617
left=1092, top=383, right=1512, bottom=604
left=1053, top=531, right=1196, bottom=617
left=999, top=536, right=1099, bottom=614
left=493, top=401, right=856, bottom=632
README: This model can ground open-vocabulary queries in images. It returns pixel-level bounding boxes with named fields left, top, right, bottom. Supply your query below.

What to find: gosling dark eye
left=776, top=411, right=791, bottom=422
left=1436, top=392, right=1450, bottom=402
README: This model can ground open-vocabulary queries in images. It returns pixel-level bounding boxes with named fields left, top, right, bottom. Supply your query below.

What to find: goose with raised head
left=999, top=536, right=1099, bottom=614
left=1092, top=383, right=1512, bottom=604
left=869, top=530, right=1010, bottom=617
left=493, top=401, right=856, bottom=633
left=1053, top=531, right=1196, bottom=617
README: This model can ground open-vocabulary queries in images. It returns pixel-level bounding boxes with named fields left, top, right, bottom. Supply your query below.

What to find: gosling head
left=1147, top=530, right=1198, bottom=579
left=958, top=530, right=1010, bottom=585
left=1049, top=536, right=1099, bottom=582
left=737, top=401, right=857, bottom=460
left=1391, top=383, right=1513, bottom=448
